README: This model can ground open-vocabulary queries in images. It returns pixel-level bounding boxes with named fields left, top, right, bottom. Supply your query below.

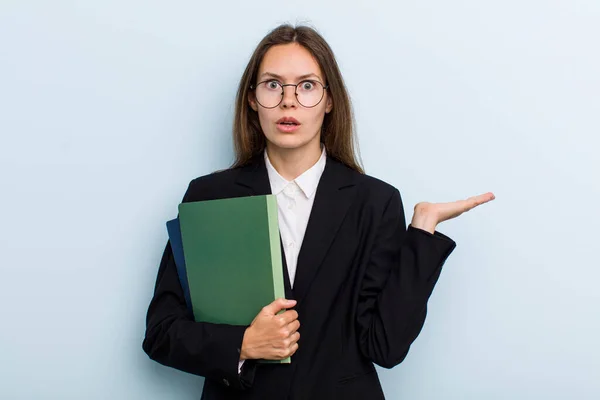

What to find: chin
left=267, top=133, right=315, bottom=150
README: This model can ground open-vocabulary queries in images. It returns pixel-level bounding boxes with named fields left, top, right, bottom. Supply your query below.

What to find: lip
left=276, top=123, right=301, bottom=133
left=276, top=116, right=300, bottom=124
left=276, top=116, right=301, bottom=133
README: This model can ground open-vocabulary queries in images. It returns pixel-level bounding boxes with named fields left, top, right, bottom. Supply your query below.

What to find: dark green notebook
left=178, top=194, right=289, bottom=364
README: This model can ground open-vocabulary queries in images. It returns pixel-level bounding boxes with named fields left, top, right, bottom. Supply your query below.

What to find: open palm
left=412, top=192, right=496, bottom=233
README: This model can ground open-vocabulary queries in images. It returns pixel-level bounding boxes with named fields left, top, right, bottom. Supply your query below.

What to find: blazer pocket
left=336, top=369, right=376, bottom=385
left=335, top=370, right=385, bottom=400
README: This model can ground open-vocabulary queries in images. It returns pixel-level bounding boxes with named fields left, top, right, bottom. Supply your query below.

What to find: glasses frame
left=250, top=79, right=329, bottom=109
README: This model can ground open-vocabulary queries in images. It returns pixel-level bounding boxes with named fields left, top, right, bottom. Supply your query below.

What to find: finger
left=277, top=342, right=298, bottom=360
left=465, top=192, right=495, bottom=211
left=436, top=192, right=496, bottom=224
left=289, top=342, right=299, bottom=356
left=482, top=192, right=496, bottom=202
left=286, top=319, right=300, bottom=334
left=263, top=298, right=296, bottom=315
left=289, top=331, right=300, bottom=344
left=278, top=309, right=299, bottom=326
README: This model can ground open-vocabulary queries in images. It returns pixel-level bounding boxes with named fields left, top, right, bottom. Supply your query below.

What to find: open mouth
left=277, top=117, right=300, bottom=125
left=276, top=117, right=301, bottom=132
left=276, top=119, right=301, bottom=132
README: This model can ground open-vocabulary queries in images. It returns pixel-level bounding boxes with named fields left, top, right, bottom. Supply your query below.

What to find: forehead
left=258, top=43, right=324, bottom=81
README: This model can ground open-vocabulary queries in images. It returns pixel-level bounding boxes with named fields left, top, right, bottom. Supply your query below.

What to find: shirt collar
left=264, top=145, right=327, bottom=199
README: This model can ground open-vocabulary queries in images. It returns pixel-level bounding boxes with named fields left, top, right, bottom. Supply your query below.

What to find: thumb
left=263, top=298, right=296, bottom=315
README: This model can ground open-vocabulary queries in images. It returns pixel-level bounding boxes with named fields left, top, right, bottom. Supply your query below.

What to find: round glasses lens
left=255, top=81, right=283, bottom=108
left=296, top=80, right=324, bottom=107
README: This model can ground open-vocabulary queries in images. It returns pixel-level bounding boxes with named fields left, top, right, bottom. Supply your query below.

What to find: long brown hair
left=230, top=24, right=364, bottom=174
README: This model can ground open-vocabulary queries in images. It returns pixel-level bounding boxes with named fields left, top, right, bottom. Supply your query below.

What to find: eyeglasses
left=250, top=79, right=329, bottom=109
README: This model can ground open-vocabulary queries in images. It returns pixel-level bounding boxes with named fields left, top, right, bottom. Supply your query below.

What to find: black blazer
left=142, top=154, right=456, bottom=400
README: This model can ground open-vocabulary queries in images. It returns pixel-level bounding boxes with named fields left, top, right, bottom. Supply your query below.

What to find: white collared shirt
left=238, top=145, right=326, bottom=374
left=264, top=145, right=327, bottom=288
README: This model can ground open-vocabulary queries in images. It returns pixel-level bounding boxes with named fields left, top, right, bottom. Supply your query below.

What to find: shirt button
left=287, top=202, right=295, bottom=210
left=222, top=378, right=230, bottom=386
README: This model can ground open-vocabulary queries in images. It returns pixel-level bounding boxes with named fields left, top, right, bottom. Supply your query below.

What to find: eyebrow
left=259, top=72, right=323, bottom=82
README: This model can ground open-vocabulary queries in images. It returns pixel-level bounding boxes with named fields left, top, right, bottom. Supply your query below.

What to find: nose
left=280, top=85, right=298, bottom=109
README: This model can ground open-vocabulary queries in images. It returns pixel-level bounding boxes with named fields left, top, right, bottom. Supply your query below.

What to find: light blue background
left=1, top=1, right=598, bottom=399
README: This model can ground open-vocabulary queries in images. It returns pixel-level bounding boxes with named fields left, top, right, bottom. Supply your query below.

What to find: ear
left=248, top=91, right=258, bottom=112
left=325, top=94, right=333, bottom=114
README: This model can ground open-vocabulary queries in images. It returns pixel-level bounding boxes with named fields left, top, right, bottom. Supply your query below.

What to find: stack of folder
left=167, top=194, right=290, bottom=364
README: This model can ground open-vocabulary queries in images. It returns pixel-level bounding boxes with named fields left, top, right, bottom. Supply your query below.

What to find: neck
left=265, top=140, right=322, bottom=181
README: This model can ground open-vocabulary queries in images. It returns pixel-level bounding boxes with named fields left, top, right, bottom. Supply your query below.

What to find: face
left=248, top=43, right=333, bottom=153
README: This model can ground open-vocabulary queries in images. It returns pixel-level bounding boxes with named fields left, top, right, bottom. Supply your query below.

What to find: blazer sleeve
left=355, top=188, right=457, bottom=369
left=142, top=181, right=257, bottom=390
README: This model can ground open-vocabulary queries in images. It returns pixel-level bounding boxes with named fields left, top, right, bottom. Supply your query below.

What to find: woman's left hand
left=410, top=192, right=496, bottom=234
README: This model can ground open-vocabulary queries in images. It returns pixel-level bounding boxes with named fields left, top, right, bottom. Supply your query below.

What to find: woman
left=142, top=24, right=495, bottom=400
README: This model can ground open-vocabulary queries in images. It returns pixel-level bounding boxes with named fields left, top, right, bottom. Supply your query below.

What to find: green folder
left=178, top=194, right=289, bottom=364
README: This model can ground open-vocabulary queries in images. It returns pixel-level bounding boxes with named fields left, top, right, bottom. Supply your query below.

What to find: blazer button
left=222, top=378, right=230, bottom=387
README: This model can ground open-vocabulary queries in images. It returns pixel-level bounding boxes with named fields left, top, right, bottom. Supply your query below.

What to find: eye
left=300, top=80, right=316, bottom=91
left=266, top=80, right=281, bottom=90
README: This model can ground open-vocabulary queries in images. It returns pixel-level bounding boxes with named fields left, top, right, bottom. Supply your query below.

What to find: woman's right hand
left=240, top=298, right=300, bottom=361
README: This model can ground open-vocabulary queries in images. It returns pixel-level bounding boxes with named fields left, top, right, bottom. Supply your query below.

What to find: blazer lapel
left=279, top=235, right=294, bottom=299
left=293, top=156, right=357, bottom=305
left=234, top=154, right=358, bottom=305
left=234, top=155, right=272, bottom=197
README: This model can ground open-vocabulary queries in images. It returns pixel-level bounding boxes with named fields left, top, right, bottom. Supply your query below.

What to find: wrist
left=240, top=327, right=253, bottom=360
left=410, top=214, right=437, bottom=234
